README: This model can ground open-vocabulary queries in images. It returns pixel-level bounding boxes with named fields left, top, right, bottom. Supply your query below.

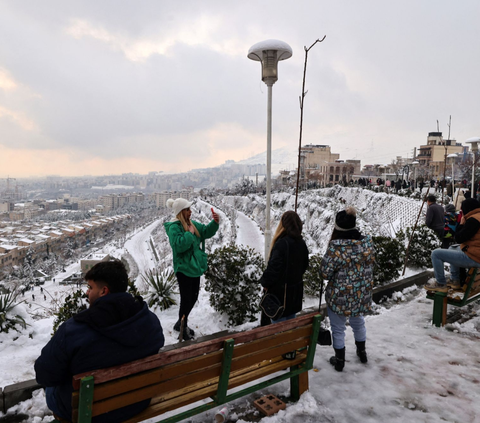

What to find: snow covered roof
left=0, top=244, right=18, bottom=251
left=18, top=238, right=35, bottom=244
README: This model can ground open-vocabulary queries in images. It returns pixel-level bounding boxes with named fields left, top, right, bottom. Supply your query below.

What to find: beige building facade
left=417, top=132, right=465, bottom=177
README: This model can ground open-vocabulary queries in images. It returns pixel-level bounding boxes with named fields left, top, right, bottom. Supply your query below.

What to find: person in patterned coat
left=320, top=207, right=375, bottom=372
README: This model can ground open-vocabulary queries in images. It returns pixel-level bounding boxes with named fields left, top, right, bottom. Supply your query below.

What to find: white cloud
left=0, top=68, right=17, bottom=91
left=64, top=14, right=247, bottom=63
left=0, top=106, right=38, bottom=132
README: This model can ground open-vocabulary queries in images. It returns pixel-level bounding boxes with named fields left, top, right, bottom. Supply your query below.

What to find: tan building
left=417, top=132, right=465, bottom=177
left=155, top=190, right=193, bottom=208
left=298, top=144, right=360, bottom=185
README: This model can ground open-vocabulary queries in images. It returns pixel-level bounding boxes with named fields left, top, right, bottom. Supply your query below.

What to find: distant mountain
left=233, top=147, right=299, bottom=174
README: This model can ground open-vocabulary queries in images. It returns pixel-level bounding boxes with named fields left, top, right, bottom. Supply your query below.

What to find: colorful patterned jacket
left=320, top=235, right=375, bottom=317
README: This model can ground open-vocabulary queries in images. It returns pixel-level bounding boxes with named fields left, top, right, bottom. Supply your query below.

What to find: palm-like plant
left=0, top=291, right=27, bottom=333
left=141, top=268, right=178, bottom=311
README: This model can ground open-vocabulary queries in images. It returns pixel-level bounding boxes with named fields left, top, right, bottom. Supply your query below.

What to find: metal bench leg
left=290, top=365, right=308, bottom=401
left=432, top=293, right=447, bottom=327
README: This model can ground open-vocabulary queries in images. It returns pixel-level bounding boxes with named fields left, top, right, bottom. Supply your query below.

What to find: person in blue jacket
left=35, top=260, right=164, bottom=423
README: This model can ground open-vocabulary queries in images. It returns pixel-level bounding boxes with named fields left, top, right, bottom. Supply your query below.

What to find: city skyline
left=1, top=1, right=479, bottom=178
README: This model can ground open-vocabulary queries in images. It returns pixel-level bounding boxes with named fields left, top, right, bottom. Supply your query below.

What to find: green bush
left=303, top=254, right=324, bottom=296
left=397, top=225, right=440, bottom=268
left=52, top=289, right=87, bottom=335
left=0, top=292, right=27, bottom=333
left=372, top=236, right=404, bottom=286
left=204, top=244, right=265, bottom=327
left=141, top=268, right=177, bottom=311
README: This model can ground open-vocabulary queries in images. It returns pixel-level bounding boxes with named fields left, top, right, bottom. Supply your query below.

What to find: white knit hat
left=166, top=198, right=192, bottom=217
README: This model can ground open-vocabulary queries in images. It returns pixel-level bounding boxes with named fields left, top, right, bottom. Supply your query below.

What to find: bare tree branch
left=295, top=36, right=326, bottom=212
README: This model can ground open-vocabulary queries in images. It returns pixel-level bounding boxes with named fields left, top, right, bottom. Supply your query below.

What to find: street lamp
left=447, top=153, right=457, bottom=197
left=402, top=165, right=410, bottom=183
left=466, top=137, right=480, bottom=194
left=248, top=39, right=293, bottom=260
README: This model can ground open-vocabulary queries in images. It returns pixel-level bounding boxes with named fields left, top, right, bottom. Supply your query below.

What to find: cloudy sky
left=1, top=1, right=479, bottom=178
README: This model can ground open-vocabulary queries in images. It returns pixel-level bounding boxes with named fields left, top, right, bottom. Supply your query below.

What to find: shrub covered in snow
left=141, top=268, right=178, bottom=311
left=0, top=291, right=27, bottom=333
left=52, top=289, right=87, bottom=335
left=397, top=225, right=440, bottom=268
left=303, top=253, right=324, bottom=297
left=372, top=236, right=404, bottom=285
left=204, top=244, right=264, bottom=327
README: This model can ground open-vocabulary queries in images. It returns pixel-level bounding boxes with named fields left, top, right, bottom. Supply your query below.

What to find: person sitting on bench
left=35, top=260, right=165, bottom=422
left=427, top=198, right=480, bottom=292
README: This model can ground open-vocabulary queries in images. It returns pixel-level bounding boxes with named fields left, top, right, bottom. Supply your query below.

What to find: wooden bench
left=66, top=312, right=321, bottom=423
left=426, top=268, right=480, bottom=327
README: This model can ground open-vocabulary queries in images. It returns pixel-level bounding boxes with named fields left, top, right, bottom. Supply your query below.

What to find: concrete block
left=3, top=379, right=41, bottom=412
left=254, top=394, right=286, bottom=416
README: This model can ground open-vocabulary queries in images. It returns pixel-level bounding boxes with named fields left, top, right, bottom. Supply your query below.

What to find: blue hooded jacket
left=35, top=293, right=164, bottom=422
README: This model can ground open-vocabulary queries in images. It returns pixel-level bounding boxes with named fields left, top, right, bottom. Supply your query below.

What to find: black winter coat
left=35, top=293, right=164, bottom=423
left=260, top=236, right=309, bottom=317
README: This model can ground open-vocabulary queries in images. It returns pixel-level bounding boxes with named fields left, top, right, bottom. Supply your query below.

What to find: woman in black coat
left=260, top=211, right=309, bottom=322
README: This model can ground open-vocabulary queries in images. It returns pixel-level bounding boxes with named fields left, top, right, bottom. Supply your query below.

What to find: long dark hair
left=270, top=211, right=303, bottom=255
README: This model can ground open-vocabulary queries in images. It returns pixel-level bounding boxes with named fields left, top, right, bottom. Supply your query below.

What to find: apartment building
left=155, top=189, right=193, bottom=208
left=417, top=132, right=465, bottom=177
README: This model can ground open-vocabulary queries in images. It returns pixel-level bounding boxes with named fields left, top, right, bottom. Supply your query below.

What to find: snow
left=235, top=211, right=264, bottom=256
left=247, top=40, right=293, bottom=61
left=1, top=188, right=480, bottom=422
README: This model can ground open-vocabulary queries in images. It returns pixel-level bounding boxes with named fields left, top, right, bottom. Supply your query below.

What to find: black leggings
left=176, top=272, right=200, bottom=325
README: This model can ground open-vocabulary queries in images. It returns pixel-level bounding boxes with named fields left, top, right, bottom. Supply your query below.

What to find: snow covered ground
left=7, top=286, right=480, bottom=423
left=2, top=189, right=480, bottom=422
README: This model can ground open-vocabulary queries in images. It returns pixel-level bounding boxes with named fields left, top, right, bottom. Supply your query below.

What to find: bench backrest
left=71, top=312, right=320, bottom=422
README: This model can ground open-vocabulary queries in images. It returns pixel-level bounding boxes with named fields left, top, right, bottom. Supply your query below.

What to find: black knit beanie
left=461, top=198, right=480, bottom=216
left=335, top=207, right=357, bottom=231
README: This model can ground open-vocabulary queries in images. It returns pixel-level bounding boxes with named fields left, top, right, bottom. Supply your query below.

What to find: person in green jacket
left=164, top=198, right=219, bottom=340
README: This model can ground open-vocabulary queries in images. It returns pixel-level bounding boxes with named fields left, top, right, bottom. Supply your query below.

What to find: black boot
left=329, top=347, right=345, bottom=372
left=181, top=326, right=194, bottom=341
left=173, top=319, right=195, bottom=337
left=356, top=341, right=368, bottom=363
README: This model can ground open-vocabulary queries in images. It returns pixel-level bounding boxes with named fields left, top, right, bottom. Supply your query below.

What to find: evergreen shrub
left=204, top=244, right=264, bottom=327
left=0, top=292, right=27, bottom=333
left=52, top=289, right=87, bottom=335
left=141, top=268, right=177, bottom=311
left=303, top=254, right=324, bottom=296
left=372, top=236, right=404, bottom=286
left=397, top=225, right=440, bottom=268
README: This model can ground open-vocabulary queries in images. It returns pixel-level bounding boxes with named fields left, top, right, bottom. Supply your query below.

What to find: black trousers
left=176, top=272, right=200, bottom=325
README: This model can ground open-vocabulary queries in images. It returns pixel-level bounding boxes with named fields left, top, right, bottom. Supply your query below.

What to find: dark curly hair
left=84, top=259, right=128, bottom=293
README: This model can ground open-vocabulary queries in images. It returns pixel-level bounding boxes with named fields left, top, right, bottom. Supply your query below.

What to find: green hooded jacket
left=164, top=219, right=219, bottom=278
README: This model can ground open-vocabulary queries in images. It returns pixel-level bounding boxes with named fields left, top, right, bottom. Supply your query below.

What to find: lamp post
left=402, top=165, right=410, bottom=183
left=248, top=39, right=293, bottom=260
left=466, top=137, right=480, bottom=195
left=447, top=153, right=457, bottom=197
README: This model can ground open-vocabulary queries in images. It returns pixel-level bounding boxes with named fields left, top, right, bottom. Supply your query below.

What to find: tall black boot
left=329, top=347, right=345, bottom=372
left=356, top=340, right=368, bottom=363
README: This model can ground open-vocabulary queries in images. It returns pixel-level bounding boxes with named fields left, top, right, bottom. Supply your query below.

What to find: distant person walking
left=259, top=211, right=309, bottom=324
left=164, top=199, right=219, bottom=341
left=425, top=195, right=444, bottom=241
left=320, top=207, right=375, bottom=372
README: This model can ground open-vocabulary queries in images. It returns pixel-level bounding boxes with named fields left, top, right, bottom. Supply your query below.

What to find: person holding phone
left=164, top=199, right=219, bottom=340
